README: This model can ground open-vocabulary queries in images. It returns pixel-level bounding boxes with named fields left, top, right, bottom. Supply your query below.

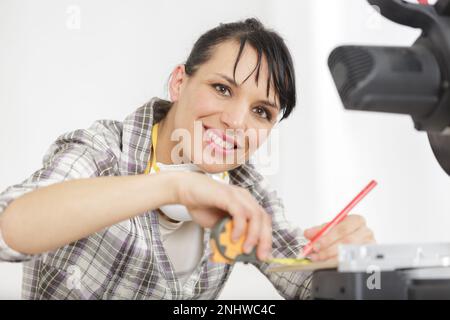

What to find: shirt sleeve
left=0, top=121, right=119, bottom=263
left=249, top=176, right=313, bottom=300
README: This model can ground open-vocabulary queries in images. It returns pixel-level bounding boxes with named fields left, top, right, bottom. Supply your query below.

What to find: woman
left=0, top=18, right=374, bottom=299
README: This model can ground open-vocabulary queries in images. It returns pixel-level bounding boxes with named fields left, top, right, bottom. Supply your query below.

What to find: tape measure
left=210, top=216, right=312, bottom=266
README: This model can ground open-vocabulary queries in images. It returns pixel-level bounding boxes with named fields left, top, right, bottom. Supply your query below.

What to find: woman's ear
left=168, top=64, right=187, bottom=102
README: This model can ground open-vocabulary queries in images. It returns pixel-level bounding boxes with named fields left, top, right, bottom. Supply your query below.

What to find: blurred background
left=1, top=0, right=450, bottom=299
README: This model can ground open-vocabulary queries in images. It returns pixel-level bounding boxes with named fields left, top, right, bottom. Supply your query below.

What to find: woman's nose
left=220, top=103, right=247, bottom=129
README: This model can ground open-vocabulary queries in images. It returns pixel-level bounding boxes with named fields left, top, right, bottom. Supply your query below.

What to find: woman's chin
left=196, top=161, right=235, bottom=174
left=188, top=146, right=247, bottom=173
left=195, top=153, right=239, bottom=173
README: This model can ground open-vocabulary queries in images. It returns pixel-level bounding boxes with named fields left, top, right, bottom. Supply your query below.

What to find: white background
left=1, top=0, right=450, bottom=299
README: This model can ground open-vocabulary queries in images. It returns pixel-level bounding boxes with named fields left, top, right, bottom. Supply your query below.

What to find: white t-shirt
left=157, top=210, right=204, bottom=285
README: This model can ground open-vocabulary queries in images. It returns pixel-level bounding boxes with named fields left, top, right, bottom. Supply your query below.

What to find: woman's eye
left=253, top=106, right=271, bottom=121
left=213, top=84, right=231, bottom=97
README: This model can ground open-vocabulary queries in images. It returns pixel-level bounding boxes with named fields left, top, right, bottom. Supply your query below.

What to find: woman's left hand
left=303, top=215, right=375, bottom=262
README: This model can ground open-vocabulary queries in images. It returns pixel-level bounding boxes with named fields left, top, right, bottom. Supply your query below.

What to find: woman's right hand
left=173, top=171, right=272, bottom=261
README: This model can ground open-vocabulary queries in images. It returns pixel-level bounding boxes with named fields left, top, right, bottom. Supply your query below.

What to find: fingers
left=228, top=201, right=247, bottom=242
left=189, top=207, right=227, bottom=229
left=222, top=186, right=272, bottom=261
left=308, top=216, right=375, bottom=262
left=256, top=212, right=272, bottom=261
left=312, top=227, right=373, bottom=261
left=313, top=215, right=366, bottom=252
left=243, top=207, right=262, bottom=254
left=304, top=223, right=327, bottom=240
left=182, top=173, right=273, bottom=262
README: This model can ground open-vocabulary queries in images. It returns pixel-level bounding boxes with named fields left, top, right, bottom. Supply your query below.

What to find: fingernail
left=260, top=250, right=270, bottom=261
left=243, top=244, right=253, bottom=254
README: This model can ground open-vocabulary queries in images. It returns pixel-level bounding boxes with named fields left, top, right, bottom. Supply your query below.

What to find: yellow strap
left=144, top=123, right=160, bottom=174
left=144, top=122, right=229, bottom=181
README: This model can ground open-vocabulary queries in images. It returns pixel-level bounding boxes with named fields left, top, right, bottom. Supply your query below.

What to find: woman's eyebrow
left=255, top=99, right=280, bottom=110
left=215, top=73, right=238, bottom=87
left=214, top=73, right=279, bottom=110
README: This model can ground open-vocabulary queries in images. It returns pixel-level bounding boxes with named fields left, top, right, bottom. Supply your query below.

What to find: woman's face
left=168, top=40, right=281, bottom=173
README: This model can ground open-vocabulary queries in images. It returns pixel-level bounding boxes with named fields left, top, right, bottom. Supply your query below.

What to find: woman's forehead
left=197, top=40, right=279, bottom=103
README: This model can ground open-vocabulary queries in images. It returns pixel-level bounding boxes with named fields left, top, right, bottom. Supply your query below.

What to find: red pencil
left=301, top=180, right=378, bottom=258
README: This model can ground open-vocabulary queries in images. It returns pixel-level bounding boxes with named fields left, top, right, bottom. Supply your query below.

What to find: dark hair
left=184, top=18, right=296, bottom=122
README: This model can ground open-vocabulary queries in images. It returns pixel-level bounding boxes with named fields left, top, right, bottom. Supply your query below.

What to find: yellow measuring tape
left=267, top=258, right=311, bottom=266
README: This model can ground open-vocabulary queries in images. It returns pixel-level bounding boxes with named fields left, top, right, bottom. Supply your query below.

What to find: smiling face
left=167, top=39, right=281, bottom=173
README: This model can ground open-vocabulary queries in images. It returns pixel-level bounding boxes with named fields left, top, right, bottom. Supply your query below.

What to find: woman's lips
left=207, top=139, right=235, bottom=156
left=203, top=125, right=240, bottom=156
left=204, top=126, right=237, bottom=147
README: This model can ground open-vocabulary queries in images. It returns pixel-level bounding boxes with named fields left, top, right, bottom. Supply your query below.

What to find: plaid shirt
left=0, top=97, right=312, bottom=300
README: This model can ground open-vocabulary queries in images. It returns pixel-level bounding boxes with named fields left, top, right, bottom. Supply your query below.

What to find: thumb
left=188, top=207, right=227, bottom=229
left=303, top=223, right=327, bottom=240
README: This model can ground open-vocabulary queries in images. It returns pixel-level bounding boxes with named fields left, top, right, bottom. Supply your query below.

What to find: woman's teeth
left=206, top=130, right=234, bottom=150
